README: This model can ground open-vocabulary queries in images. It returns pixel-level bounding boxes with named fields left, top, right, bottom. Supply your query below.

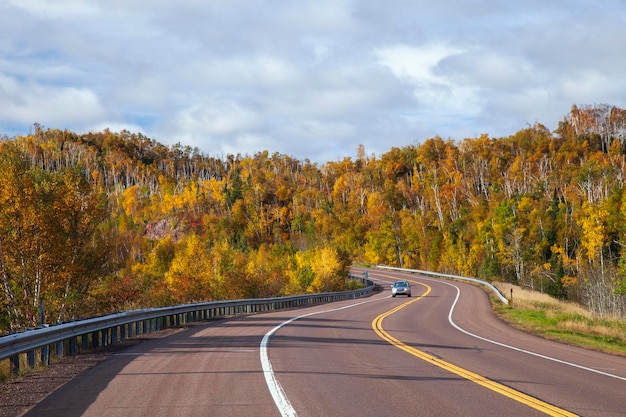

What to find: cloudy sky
left=1, top=1, right=625, bottom=162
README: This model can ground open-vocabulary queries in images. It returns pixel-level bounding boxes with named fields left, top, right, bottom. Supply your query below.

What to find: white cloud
left=175, top=101, right=261, bottom=137
left=5, top=0, right=99, bottom=18
left=374, top=44, right=483, bottom=132
left=89, top=122, right=145, bottom=134
left=559, top=71, right=620, bottom=104
left=375, top=44, right=464, bottom=84
left=158, top=100, right=263, bottom=154
left=0, top=74, right=106, bottom=127
left=184, top=55, right=300, bottom=89
left=1, top=0, right=626, bottom=161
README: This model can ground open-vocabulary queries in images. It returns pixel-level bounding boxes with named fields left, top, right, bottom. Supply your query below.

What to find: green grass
left=493, top=283, right=626, bottom=356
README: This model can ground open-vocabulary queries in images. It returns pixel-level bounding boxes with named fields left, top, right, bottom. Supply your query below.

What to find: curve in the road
left=430, top=276, right=626, bottom=382
left=371, top=279, right=577, bottom=417
left=260, top=295, right=389, bottom=417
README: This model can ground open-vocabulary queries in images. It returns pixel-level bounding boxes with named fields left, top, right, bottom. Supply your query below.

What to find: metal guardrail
left=376, top=265, right=509, bottom=305
left=1, top=275, right=374, bottom=375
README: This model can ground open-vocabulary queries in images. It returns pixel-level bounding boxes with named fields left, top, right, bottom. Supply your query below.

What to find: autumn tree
left=0, top=142, right=108, bottom=329
left=308, top=246, right=346, bottom=293
left=5, top=103, right=626, bottom=330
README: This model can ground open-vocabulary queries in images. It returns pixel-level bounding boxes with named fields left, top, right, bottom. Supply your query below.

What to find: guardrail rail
left=1, top=274, right=374, bottom=377
left=376, top=265, right=509, bottom=304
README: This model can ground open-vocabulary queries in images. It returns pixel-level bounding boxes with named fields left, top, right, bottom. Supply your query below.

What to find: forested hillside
left=2, top=104, right=626, bottom=333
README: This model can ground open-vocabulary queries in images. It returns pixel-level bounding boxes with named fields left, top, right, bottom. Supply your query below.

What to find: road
left=22, top=268, right=626, bottom=416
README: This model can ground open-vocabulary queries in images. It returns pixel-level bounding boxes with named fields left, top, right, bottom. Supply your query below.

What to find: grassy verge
left=492, top=282, right=626, bottom=357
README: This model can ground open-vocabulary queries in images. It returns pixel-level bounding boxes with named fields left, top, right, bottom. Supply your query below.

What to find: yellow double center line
left=372, top=281, right=577, bottom=417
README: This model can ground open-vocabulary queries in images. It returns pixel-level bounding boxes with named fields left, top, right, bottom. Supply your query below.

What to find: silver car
left=391, top=281, right=411, bottom=297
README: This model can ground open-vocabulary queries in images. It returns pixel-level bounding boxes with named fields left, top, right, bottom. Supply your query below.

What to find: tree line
left=1, top=104, right=626, bottom=333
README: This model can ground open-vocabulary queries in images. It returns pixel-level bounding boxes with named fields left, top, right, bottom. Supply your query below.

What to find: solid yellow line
left=372, top=281, right=578, bottom=417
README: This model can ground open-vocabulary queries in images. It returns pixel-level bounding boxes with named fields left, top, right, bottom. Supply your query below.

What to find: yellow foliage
left=576, top=202, right=608, bottom=261
left=551, top=244, right=576, bottom=270
left=206, top=177, right=227, bottom=204
left=561, top=276, right=579, bottom=288
left=308, top=247, right=343, bottom=293
left=122, top=185, right=141, bottom=215
left=165, top=234, right=213, bottom=302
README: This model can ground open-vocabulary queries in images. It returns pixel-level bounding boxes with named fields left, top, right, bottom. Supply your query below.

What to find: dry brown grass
left=0, top=359, right=9, bottom=383
left=495, top=282, right=589, bottom=316
left=493, top=282, right=626, bottom=354
left=556, top=319, right=624, bottom=340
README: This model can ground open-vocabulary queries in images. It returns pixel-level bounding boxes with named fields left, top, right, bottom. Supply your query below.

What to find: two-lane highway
left=22, top=268, right=626, bottom=416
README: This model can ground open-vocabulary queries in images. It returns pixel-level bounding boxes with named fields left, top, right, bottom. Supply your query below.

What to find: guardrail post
left=101, top=329, right=108, bottom=347
left=120, top=324, right=127, bottom=341
left=92, top=330, right=100, bottom=349
left=55, top=340, right=64, bottom=358
left=81, top=334, right=88, bottom=351
left=10, top=354, right=19, bottom=376
left=27, top=350, right=35, bottom=369
left=41, top=345, right=50, bottom=366
left=69, top=336, right=78, bottom=356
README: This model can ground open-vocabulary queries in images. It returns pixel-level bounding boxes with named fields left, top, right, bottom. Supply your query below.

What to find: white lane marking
left=260, top=296, right=388, bottom=417
left=261, top=318, right=298, bottom=417
left=426, top=277, right=626, bottom=381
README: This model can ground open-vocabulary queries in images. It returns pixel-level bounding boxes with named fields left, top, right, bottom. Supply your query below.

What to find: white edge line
left=260, top=297, right=387, bottom=417
left=429, top=277, right=626, bottom=382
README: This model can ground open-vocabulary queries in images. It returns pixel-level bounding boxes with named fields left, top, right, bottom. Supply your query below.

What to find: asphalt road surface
left=22, top=268, right=626, bottom=416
